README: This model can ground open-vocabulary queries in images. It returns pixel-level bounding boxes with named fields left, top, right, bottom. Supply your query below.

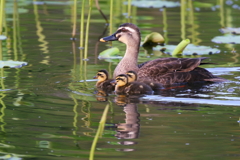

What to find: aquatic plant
left=84, top=0, right=93, bottom=60
left=0, top=0, right=5, bottom=36
left=172, top=39, right=190, bottom=56
left=71, top=0, right=77, bottom=38
left=79, top=0, right=85, bottom=49
left=89, top=104, right=109, bottom=160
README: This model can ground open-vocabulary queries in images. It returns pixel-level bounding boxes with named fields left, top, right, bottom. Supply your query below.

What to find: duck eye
left=121, top=28, right=129, bottom=32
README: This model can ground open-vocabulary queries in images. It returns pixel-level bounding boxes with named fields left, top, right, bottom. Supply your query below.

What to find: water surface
left=1, top=0, right=240, bottom=159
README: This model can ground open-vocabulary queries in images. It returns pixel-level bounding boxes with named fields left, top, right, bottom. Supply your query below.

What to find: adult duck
left=100, top=23, right=225, bottom=85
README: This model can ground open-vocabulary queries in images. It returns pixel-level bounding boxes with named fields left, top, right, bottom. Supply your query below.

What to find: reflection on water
left=1, top=0, right=240, bottom=159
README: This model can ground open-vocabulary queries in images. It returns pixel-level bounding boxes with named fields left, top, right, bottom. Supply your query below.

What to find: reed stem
left=109, top=0, right=113, bottom=35
left=84, top=0, right=93, bottom=60
left=72, top=0, right=77, bottom=38
left=0, top=0, right=5, bottom=35
left=89, top=104, right=109, bottom=160
left=80, top=0, right=85, bottom=48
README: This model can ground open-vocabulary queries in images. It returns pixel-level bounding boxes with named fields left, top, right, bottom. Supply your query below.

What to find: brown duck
left=93, top=69, right=115, bottom=92
left=100, top=23, right=225, bottom=85
left=113, top=74, right=153, bottom=95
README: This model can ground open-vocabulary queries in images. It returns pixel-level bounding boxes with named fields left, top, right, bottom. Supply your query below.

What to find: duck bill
left=100, top=33, right=118, bottom=42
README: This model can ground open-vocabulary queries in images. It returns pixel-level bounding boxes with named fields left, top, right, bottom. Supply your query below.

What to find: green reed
left=72, top=0, right=77, bottom=38
left=84, top=0, right=93, bottom=60
left=109, top=0, right=113, bottom=35
left=0, top=0, right=5, bottom=35
left=89, top=104, right=109, bottom=160
left=127, top=0, right=132, bottom=22
left=80, top=0, right=85, bottom=49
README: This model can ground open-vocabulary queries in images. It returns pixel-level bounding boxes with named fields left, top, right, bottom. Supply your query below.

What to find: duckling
left=100, top=23, right=226, bottom=85
left=93, top=69, right=115, bottom=92
left=126, top=70, right=163, bottom=92
left=113, top=74, right=153, bottom=95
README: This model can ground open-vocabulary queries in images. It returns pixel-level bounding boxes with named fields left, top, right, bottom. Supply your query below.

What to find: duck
left=126, top=70, right=163, bottom=92
left=93, top=69, right=115, bottom=92
left=113, top=74, right=153, bottom=95
left=100, top=23, right=226, bottom=85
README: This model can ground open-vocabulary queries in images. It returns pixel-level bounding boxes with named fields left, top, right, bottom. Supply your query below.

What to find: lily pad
left=142, top=32, right=165, bottom=46
left=153, top=44, right=220, bottom=56
left=0, top=35, right=7, bottom=40
left=211, top=34, right=240, bottom=44
left=126, top=0, right=180, bottom=8
left=0, top=60, right=28, bottom=68
left=219, top=27, right=240, bottom=35
left=98, top=47, right=122, bottom=59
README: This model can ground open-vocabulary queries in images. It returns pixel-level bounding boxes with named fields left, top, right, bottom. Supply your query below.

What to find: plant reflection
left=33, top=0, right=49, bottom=63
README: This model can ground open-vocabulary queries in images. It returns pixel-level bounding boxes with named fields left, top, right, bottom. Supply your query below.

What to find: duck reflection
left=115, top=103, right=140, bottom=140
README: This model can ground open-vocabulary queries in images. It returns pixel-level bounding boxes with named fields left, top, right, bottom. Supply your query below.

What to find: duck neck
left=113, top=40, right=140, bottom=77
left=124, top=42, right=139, bottom=60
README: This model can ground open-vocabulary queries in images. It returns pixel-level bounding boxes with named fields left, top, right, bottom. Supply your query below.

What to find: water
left=1, top=0, right=240, bottom=159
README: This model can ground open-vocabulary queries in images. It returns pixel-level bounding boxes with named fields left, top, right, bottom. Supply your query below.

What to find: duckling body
left=114, top=74, right=153, bottom=95
left=126, top=70, right=163, bottom=92
left=93, top=70, right=115, bottom=92
left=100, top=23, right=226, bottom=85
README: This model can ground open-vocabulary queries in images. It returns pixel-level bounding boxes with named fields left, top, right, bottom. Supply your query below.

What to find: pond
left=1, top=0, right=240, bottom=159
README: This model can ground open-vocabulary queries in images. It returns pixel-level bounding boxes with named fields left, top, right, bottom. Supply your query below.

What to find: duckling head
left=115, top=74, right=129, bottom=87
left=126, top=70, right=137, bottom=83
left=93, top=69, right=109, bottom=82
left=100, top=23, right=141, bottom=46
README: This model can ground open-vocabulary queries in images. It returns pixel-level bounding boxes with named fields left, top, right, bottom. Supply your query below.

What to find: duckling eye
left=127, top=74, right=132, bottom=78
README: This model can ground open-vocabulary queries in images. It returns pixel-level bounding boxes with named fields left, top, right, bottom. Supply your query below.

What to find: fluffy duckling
left=93, top=70, right=115, bottom=92
left=126, top=71, right=163, bottom=92
left=113, top=74, right=153, bottom=95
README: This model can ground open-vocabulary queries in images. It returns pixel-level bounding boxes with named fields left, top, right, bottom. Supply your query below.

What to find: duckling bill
left=113, top=74, right=153, bottom=95
left=100, top=23, right=226, bottom=85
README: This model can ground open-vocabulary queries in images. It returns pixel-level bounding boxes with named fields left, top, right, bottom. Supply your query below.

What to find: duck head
left=126, top=71, right=138, bottom=83
left=93, top=69, right=109, bottom=82
left=100, top=23, right=141, bottom=46
left=114, top=74, right=129, bottom=87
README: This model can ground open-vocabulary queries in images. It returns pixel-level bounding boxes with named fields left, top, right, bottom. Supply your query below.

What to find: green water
left=1, top=0, right=240, bottom=159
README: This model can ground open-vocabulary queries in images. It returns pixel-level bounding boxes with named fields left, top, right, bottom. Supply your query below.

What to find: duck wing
left=138, top=57, right=207, bottom=73
left=137, top=57, right=222, bottom=84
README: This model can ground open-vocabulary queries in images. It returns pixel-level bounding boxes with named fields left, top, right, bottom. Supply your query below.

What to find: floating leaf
left=172, top=39, right=190, bottom=56
left=211, top=34, right=240, bottom=44
left=153, top=44, right=220, bottom=56
left=193, top=2, right=214, bottom=8
left=98, top=47, right=122, bottom=59
left=142, top=32, right=165, bottom=46
left=126, top=0, right=180, bottom=8
left=0, top=60, right=28, bottom=68
left=0, top=35, right=7, bottom=40
left=219, top=27, right=240, bottom=35
left=5, top=8, right=29, bottom=14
